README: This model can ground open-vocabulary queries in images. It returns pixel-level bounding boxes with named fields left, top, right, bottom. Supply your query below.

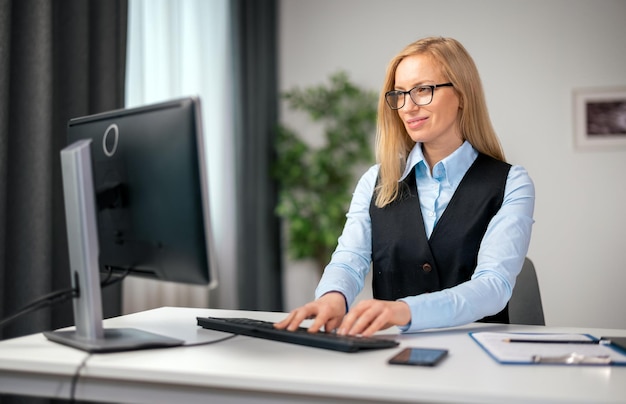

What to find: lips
left=406, top=116, right=428, bottom=129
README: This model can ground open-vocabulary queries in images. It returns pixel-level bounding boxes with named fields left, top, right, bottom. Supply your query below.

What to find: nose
left=400, top=97, right=419, bottom=111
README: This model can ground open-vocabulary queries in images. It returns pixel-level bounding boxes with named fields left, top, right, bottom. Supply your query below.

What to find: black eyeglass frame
left=385, top=82, right=454, bottom=110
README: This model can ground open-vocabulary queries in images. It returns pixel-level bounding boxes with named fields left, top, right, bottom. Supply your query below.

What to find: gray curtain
left=0, top=0, right=128, bottom=348
left=231, top=0, right=282, bottom=311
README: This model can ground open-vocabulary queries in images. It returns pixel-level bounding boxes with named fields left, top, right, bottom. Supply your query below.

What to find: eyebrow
left=393, top=81, right=437, bottom=90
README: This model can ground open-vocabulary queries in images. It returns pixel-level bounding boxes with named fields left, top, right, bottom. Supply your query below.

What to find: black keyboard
left=196, top=316, right=399, bottom=353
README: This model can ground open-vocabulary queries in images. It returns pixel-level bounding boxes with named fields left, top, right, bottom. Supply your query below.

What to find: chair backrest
left=508, top=257, right=545, bottom=325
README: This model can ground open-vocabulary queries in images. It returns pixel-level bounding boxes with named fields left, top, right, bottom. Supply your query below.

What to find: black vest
left=370, top=153, right=511, bottom=323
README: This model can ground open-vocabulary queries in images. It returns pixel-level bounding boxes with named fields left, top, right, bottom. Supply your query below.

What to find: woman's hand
left=275, top=293, right=411, bottom=337
left=274, top=292, right=347, bottom=333
left=337, top=299, right=411, bottom=337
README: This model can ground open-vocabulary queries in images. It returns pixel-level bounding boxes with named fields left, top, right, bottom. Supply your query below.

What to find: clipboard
left=469, top=332, right=626, bottom=366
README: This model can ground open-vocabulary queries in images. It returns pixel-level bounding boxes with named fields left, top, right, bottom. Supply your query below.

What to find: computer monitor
left=44, top=96, right=217, bottom=352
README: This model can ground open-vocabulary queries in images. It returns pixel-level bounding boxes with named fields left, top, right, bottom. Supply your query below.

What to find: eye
left=413, top=86, right=431, bottom=95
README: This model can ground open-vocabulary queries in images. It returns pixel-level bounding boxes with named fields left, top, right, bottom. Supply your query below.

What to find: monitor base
left=44, top=328, right=184, bottom=353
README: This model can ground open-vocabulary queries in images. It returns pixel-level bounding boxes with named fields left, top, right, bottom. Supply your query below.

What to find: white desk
left=1, top=307, right=625, bottom=403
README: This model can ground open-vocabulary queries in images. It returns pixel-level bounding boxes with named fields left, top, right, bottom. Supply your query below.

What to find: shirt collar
left=399, top=141, right=478, bottom=187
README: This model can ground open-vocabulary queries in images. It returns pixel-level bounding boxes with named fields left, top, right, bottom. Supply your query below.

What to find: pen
left=503, top=338, right=602, bottom=344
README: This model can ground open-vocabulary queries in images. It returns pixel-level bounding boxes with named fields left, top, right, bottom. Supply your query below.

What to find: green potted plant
left=273, top=71, right=378, bottom=274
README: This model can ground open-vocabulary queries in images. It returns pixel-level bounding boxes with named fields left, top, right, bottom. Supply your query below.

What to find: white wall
left=279, top=0, right=626, bottom=329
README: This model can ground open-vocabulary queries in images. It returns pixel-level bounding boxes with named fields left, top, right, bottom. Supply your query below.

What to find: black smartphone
left=388, top=347, right=448, bottom=367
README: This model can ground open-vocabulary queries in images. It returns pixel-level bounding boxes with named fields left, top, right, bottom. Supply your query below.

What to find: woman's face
left=394, top=54, right=462, bottom=150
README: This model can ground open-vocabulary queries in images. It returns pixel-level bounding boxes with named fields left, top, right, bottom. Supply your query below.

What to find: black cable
left=100, top=265, right=115, bottom=286
left=0, top=287, right=76, bottom=329
left=69, top=352, right=91, bottom=403
left=180, top=334, right=238, bottom=347
left=0, top=266, right=130, bottom=330
left=100, top=266, right=131, bottom=288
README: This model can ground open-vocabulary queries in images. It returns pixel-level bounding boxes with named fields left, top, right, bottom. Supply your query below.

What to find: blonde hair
left=374, top=37, right=505, bottom=207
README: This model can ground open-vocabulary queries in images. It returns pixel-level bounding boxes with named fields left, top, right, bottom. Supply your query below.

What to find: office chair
left=508, top=257, right=545, bottom=325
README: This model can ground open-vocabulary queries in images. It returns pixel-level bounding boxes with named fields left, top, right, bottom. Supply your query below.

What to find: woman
left=275, top=36, right=534, bottom=336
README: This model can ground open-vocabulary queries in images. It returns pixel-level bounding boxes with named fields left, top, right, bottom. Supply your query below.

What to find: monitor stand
left=43, top=139, right=183, bottom=353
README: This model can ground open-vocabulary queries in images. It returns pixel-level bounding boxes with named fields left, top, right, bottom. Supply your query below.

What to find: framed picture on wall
left=573, top=87, right=626, bottom=150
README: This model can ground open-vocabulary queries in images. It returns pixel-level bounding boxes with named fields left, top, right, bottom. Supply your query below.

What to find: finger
left=347, top=312, right=377, bottom=336
left=307, top=304, right=339, bottom=333
left=337, top=306, right=363, bottom=335
left=287, top=306, right=322, bottom=331
left=307, top=315, right=328, bottom=333
left=356, top=302, right=396, bottom=336
left=324, top=317, right=343, bottom=333
left=359, top=314, right=388, bottom=337
left=341, top=302, right=384, bottom=336
left=273, top=311, right=297, bottom=329
left=275, top=308, right=310, bottom=330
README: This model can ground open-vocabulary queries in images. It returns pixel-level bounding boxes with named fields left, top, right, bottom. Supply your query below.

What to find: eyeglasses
left=385, top=82, right=454, bottom=110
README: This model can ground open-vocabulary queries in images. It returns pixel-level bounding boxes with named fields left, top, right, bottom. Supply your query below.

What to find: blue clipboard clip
left=532, top=352, right=612, bottom=365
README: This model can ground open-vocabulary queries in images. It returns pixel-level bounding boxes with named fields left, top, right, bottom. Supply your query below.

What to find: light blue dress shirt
left=315, top=141, right=535, bottom=333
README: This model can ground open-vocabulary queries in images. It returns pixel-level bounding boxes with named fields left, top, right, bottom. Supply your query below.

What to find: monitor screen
left=66, top=96, right=216, bottom=286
